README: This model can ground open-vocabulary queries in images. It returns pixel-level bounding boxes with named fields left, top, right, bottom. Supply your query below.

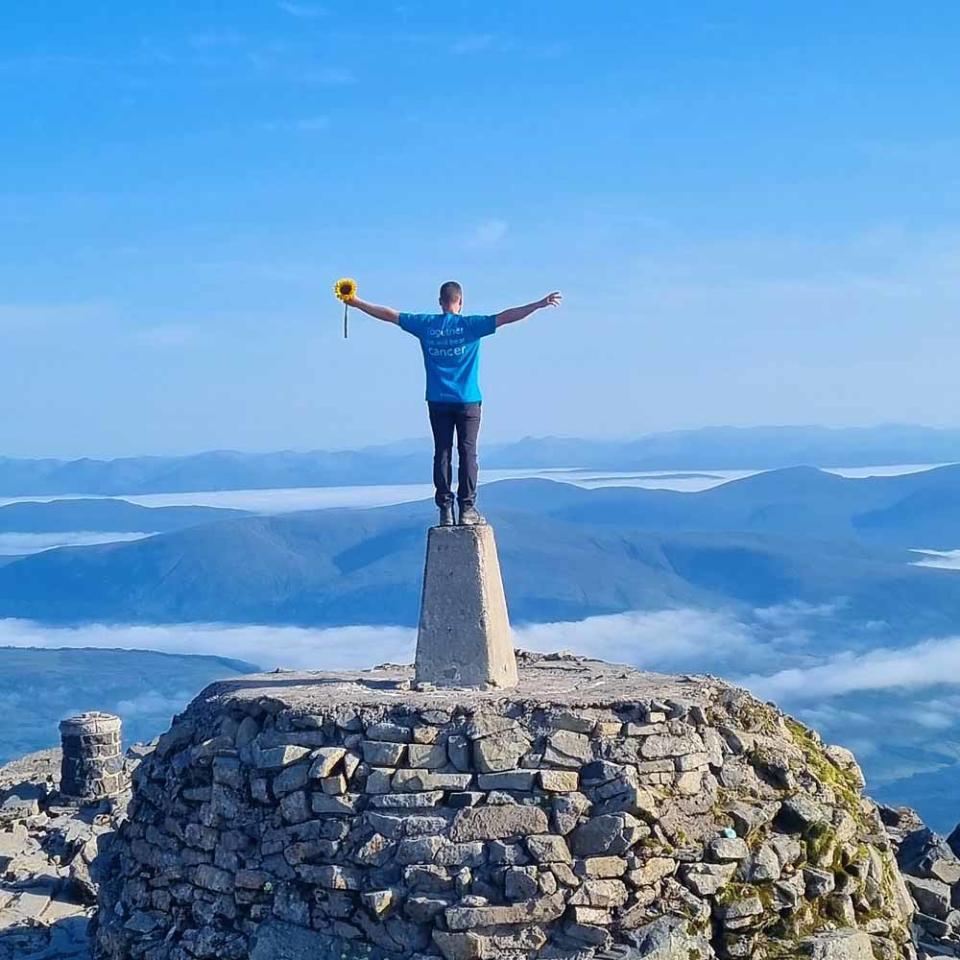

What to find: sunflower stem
left=343, top=303, right=348, bottom=338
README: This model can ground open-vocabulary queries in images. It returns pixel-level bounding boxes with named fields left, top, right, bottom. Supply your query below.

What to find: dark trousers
left=428, top=402, right=481, bottom=508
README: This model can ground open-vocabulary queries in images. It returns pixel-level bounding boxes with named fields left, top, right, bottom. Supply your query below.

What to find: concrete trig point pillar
left=415, top=523, right=518, bottom=689
left=58, top=711, right=124, bottom=804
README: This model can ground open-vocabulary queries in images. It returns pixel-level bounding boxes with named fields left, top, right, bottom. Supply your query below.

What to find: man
left=347, top=281, right=562, bottom=526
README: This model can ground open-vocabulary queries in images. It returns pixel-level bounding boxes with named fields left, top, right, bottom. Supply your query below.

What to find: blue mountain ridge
left=1, top=467, right=960, bottom=634
left=3, top=423, right=960, bottom=495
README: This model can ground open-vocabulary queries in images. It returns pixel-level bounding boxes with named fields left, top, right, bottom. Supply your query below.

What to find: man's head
left=439, top=280, right=463, bottom=314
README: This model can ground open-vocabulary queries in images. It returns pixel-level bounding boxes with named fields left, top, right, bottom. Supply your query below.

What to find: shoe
left=438, top=505, right=455, bottom=527
left=458, top=505, right=483, bottom=526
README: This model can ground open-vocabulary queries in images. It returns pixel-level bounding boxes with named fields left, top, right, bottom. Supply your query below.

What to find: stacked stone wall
left=95, top=660, right=915, bottom=960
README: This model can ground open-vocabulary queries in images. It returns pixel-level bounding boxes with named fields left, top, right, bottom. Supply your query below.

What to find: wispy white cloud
left=0, top=532, right=152, bottom=556
left=246, top=50, right=353, bottom=86
left=0, top=301, right=113, bottom=332
left=0, top=55, right=107, bottom=75
left=278, top=1, right=327, bottom=19
left=911, top=549, right=960, bottom=571
left=908, top=703, right=959, bottom=730
left=744, top=634, right=960, bottom=702
left=116, top=689, right=198, bottom=718
left=0, top=619, right=415, bottom=672
left=187, top=31, right=246, bottom=50
left=262, top=115, right=330, bottom=133
left=752, top=599, right=843, bottom=626
left=447, top=35, right=565, bottom=58
left=299, top=66, right=354, bottom=85
left=467, top=218, right=508, bottom=249
left=134, top=324, right=199, bottom=348
left=794, top=702, right=878, bottom=733
left=516, top=608, right=755, bottom=671
left=123, top=482, right=435, bottom=513
left=629, top=231, right=960, bottom=317
left=452, top=34, right=497, bottom=55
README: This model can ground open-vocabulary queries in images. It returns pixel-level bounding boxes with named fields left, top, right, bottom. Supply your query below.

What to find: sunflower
left=334, top=277, right=357, bottom=339
left=334, top=277, right=357, bottom=302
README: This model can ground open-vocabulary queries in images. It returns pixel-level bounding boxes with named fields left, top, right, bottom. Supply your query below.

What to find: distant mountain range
left=3, top=424, right=960, bottom=495
left=483, top=463, right=960, bottom=550
left=0, top=497, right=246, bottom=533
left=2, top=465, right=960, bottom=634
left=489, top=424, right=960, bottom=471
left=0, top=448, right=429, bottom=496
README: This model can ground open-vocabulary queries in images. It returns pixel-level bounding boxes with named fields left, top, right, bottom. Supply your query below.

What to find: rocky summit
left=88, top=652, right=918, bottom=960
left=0, top=748, right=136, bottom=960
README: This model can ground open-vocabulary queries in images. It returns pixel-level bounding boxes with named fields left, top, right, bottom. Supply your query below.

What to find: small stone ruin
left=59, top=713, right=124, bottom=805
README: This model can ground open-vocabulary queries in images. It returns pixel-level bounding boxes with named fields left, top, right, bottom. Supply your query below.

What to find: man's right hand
left=539, top=292, right=563, bottom=309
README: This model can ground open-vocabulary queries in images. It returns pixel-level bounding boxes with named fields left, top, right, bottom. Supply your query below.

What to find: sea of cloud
left=4, top=603, right=960, bottom=716
left=5, top=604, right=960, bottom=703
left=3, top=604, right=959, bottom=825
left=0, top=618, right=417, bottom=672
left=0, top=603, right=834, bottom=678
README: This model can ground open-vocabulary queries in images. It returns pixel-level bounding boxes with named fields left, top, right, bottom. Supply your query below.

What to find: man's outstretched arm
left=348, top=297, right=400, bottom=325
left=495, top=291, right=562, bottom=328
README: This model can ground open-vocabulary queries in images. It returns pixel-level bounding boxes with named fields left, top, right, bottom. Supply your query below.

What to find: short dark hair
left=439, top=280, right=462, bottom=307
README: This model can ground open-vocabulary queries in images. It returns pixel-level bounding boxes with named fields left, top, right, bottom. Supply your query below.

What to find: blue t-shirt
left=399, top=311, right=497, bottom=404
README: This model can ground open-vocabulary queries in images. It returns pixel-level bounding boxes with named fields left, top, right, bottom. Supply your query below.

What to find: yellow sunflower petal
left=334, top=277, right=357, bottom=301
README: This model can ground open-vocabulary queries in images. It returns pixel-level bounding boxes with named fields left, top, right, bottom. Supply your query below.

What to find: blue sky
left=2, top=1, right=959, bottom=457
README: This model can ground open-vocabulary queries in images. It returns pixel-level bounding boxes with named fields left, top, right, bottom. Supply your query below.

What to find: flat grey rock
left=248, top=920, right=340, bottom=960
left=800, top=930, right=875, bottom=959
left=622, top=914, right=715, bottom=958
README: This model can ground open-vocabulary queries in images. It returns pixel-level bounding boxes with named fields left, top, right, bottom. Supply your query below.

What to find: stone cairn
left=59, top=711, right=124, bottom=804
left=95, top=654, right=916, bottom=960
left=415, top=523, right=517, bottom=690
